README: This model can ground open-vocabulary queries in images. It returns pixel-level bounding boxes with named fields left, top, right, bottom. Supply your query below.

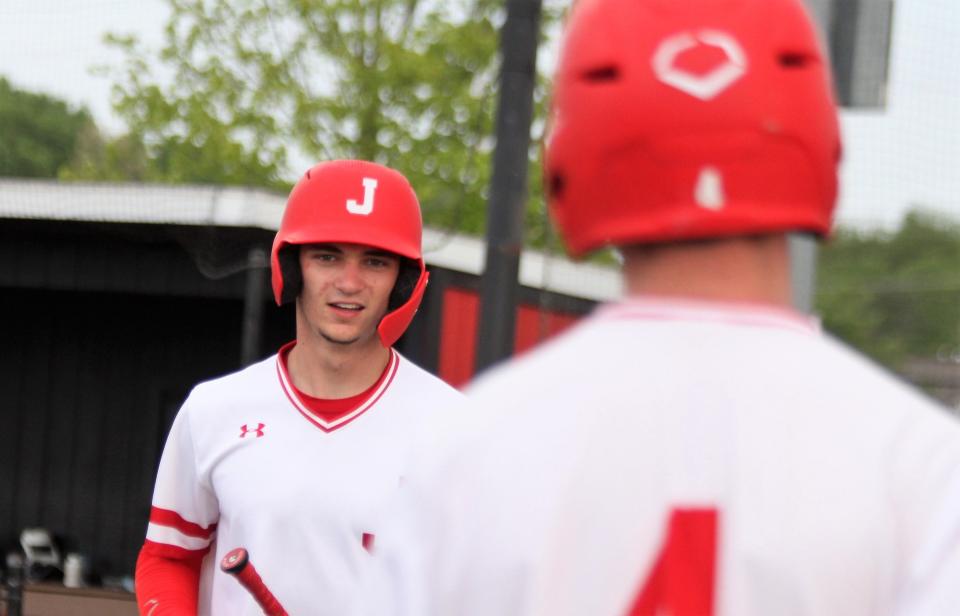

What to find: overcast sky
left=0, top=0, right=957, bottom=231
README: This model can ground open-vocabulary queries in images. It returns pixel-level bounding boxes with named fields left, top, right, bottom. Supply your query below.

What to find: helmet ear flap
left=378, top=261, right=428, bottom=348
left=277, top=245, right=302, bottom=305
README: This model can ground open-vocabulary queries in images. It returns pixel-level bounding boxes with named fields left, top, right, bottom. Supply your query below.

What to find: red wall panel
left=439, top=287, right=580, bottom=389
left=438, top=288, right=480, bottom=388
left=515, top=304, right=578, bottom=355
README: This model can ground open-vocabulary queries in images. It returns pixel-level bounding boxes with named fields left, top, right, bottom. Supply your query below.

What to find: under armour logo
left=653, top=30, right=747, bottom=101
left=239, top=423, right=266, bottom=438
left=346, top=177, right=378, bottom=215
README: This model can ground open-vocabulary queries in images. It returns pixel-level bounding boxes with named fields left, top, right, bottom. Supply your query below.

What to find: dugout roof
left=0, top=178, right=620, bottom=302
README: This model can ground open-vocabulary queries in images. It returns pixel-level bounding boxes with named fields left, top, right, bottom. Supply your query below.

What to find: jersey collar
left=594, top=296, right=821, bottom=335
left=275, top=341, right=400, bottom=433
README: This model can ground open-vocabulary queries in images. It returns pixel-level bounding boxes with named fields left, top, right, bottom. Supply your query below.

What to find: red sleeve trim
left=150, top=506, right=217, bottom=539
left=142, top=539, right=211, bottom=560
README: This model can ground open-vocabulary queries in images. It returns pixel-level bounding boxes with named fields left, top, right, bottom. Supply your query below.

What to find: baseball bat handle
left=220, top=548, right=289, bottom=616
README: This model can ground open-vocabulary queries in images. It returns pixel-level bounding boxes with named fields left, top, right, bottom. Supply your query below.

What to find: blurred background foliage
left=0, top=0, right=957, bottom=381
left=93, top=0, right=561, bottom=238
left=0, top=77, right=96, bottom=178
left=816, top=211, right=960, bottom=372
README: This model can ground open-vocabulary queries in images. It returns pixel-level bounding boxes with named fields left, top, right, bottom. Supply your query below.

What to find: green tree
left=816, top=210, right=960, bottom=369
left=0, top=77, right=96, bottom=178
left=58, top=121, right=151, bottom=182
left=102, top=0, right=561, bottom=232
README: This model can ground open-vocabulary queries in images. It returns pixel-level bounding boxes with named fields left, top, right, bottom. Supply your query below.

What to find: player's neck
left=286, top=335, right=391, bottom=399
left=620, top=234, right=793, bottom=307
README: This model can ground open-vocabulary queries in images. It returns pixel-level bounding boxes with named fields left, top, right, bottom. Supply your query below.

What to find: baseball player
left=363, top=1, right=960, bottom=615
left=134, top=160, right=463, bottom=615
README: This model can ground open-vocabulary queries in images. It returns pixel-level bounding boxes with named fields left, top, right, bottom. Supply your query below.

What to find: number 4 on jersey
left=625, top=508, right=718, bottom=616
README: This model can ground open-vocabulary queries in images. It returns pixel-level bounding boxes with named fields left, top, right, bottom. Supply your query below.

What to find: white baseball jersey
left=366, top=297, right=960, bottom=616
left=144, top=345, right=463, bottom=616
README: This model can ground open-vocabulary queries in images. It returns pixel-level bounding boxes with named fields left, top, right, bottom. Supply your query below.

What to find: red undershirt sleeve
left=135, top=544, right=203, bottom=615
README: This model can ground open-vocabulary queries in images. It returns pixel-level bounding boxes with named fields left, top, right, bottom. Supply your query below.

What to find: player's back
left=388, top=298, right=960, bottom=616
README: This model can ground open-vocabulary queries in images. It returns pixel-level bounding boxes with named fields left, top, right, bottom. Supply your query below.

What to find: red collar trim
left=595, top=297, right=820, bottom=335
left=275, top=341, right=400, bottom=433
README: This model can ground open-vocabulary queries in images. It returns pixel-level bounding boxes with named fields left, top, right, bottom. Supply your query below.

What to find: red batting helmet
left=271, top=160, right=428, bottom=347
left=544, top=0, right=842, bottom=256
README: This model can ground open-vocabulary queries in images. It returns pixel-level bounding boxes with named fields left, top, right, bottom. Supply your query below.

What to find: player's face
left=296, top=243, right=401, bottom=348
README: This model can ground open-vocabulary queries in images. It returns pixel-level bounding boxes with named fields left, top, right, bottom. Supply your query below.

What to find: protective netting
left=0, top=0, right=957, bottom=406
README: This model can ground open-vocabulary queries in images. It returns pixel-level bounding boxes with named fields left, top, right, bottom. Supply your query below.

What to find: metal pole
left=3, top=552, right=23, bottom=616
left=789, top=234, right=819, bottom=314
left=788, top=0, right=853, bottom=315
left=805, top=0, right=894, bottom=108
left=240, top=246, right=267, bottom=366
left=827, top=0, right=861, bottom=106
left=475, top=0, right=543, bottom=373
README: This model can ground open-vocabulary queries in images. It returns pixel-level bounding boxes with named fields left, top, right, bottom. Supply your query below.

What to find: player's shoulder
left=393, top=351, right=464, bottom=402
left=368, top=352, right=466, bottom=433
left=785, top=333, right=960, bottom=497
left=819, top=334, right=955, bottom=414
left=181, top=353, right=279, bottom=412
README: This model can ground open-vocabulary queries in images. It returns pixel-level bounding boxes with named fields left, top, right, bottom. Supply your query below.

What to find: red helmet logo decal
left=346, top=177, right=379, bottom=215
left=652, top=30, right=747, bottom=101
